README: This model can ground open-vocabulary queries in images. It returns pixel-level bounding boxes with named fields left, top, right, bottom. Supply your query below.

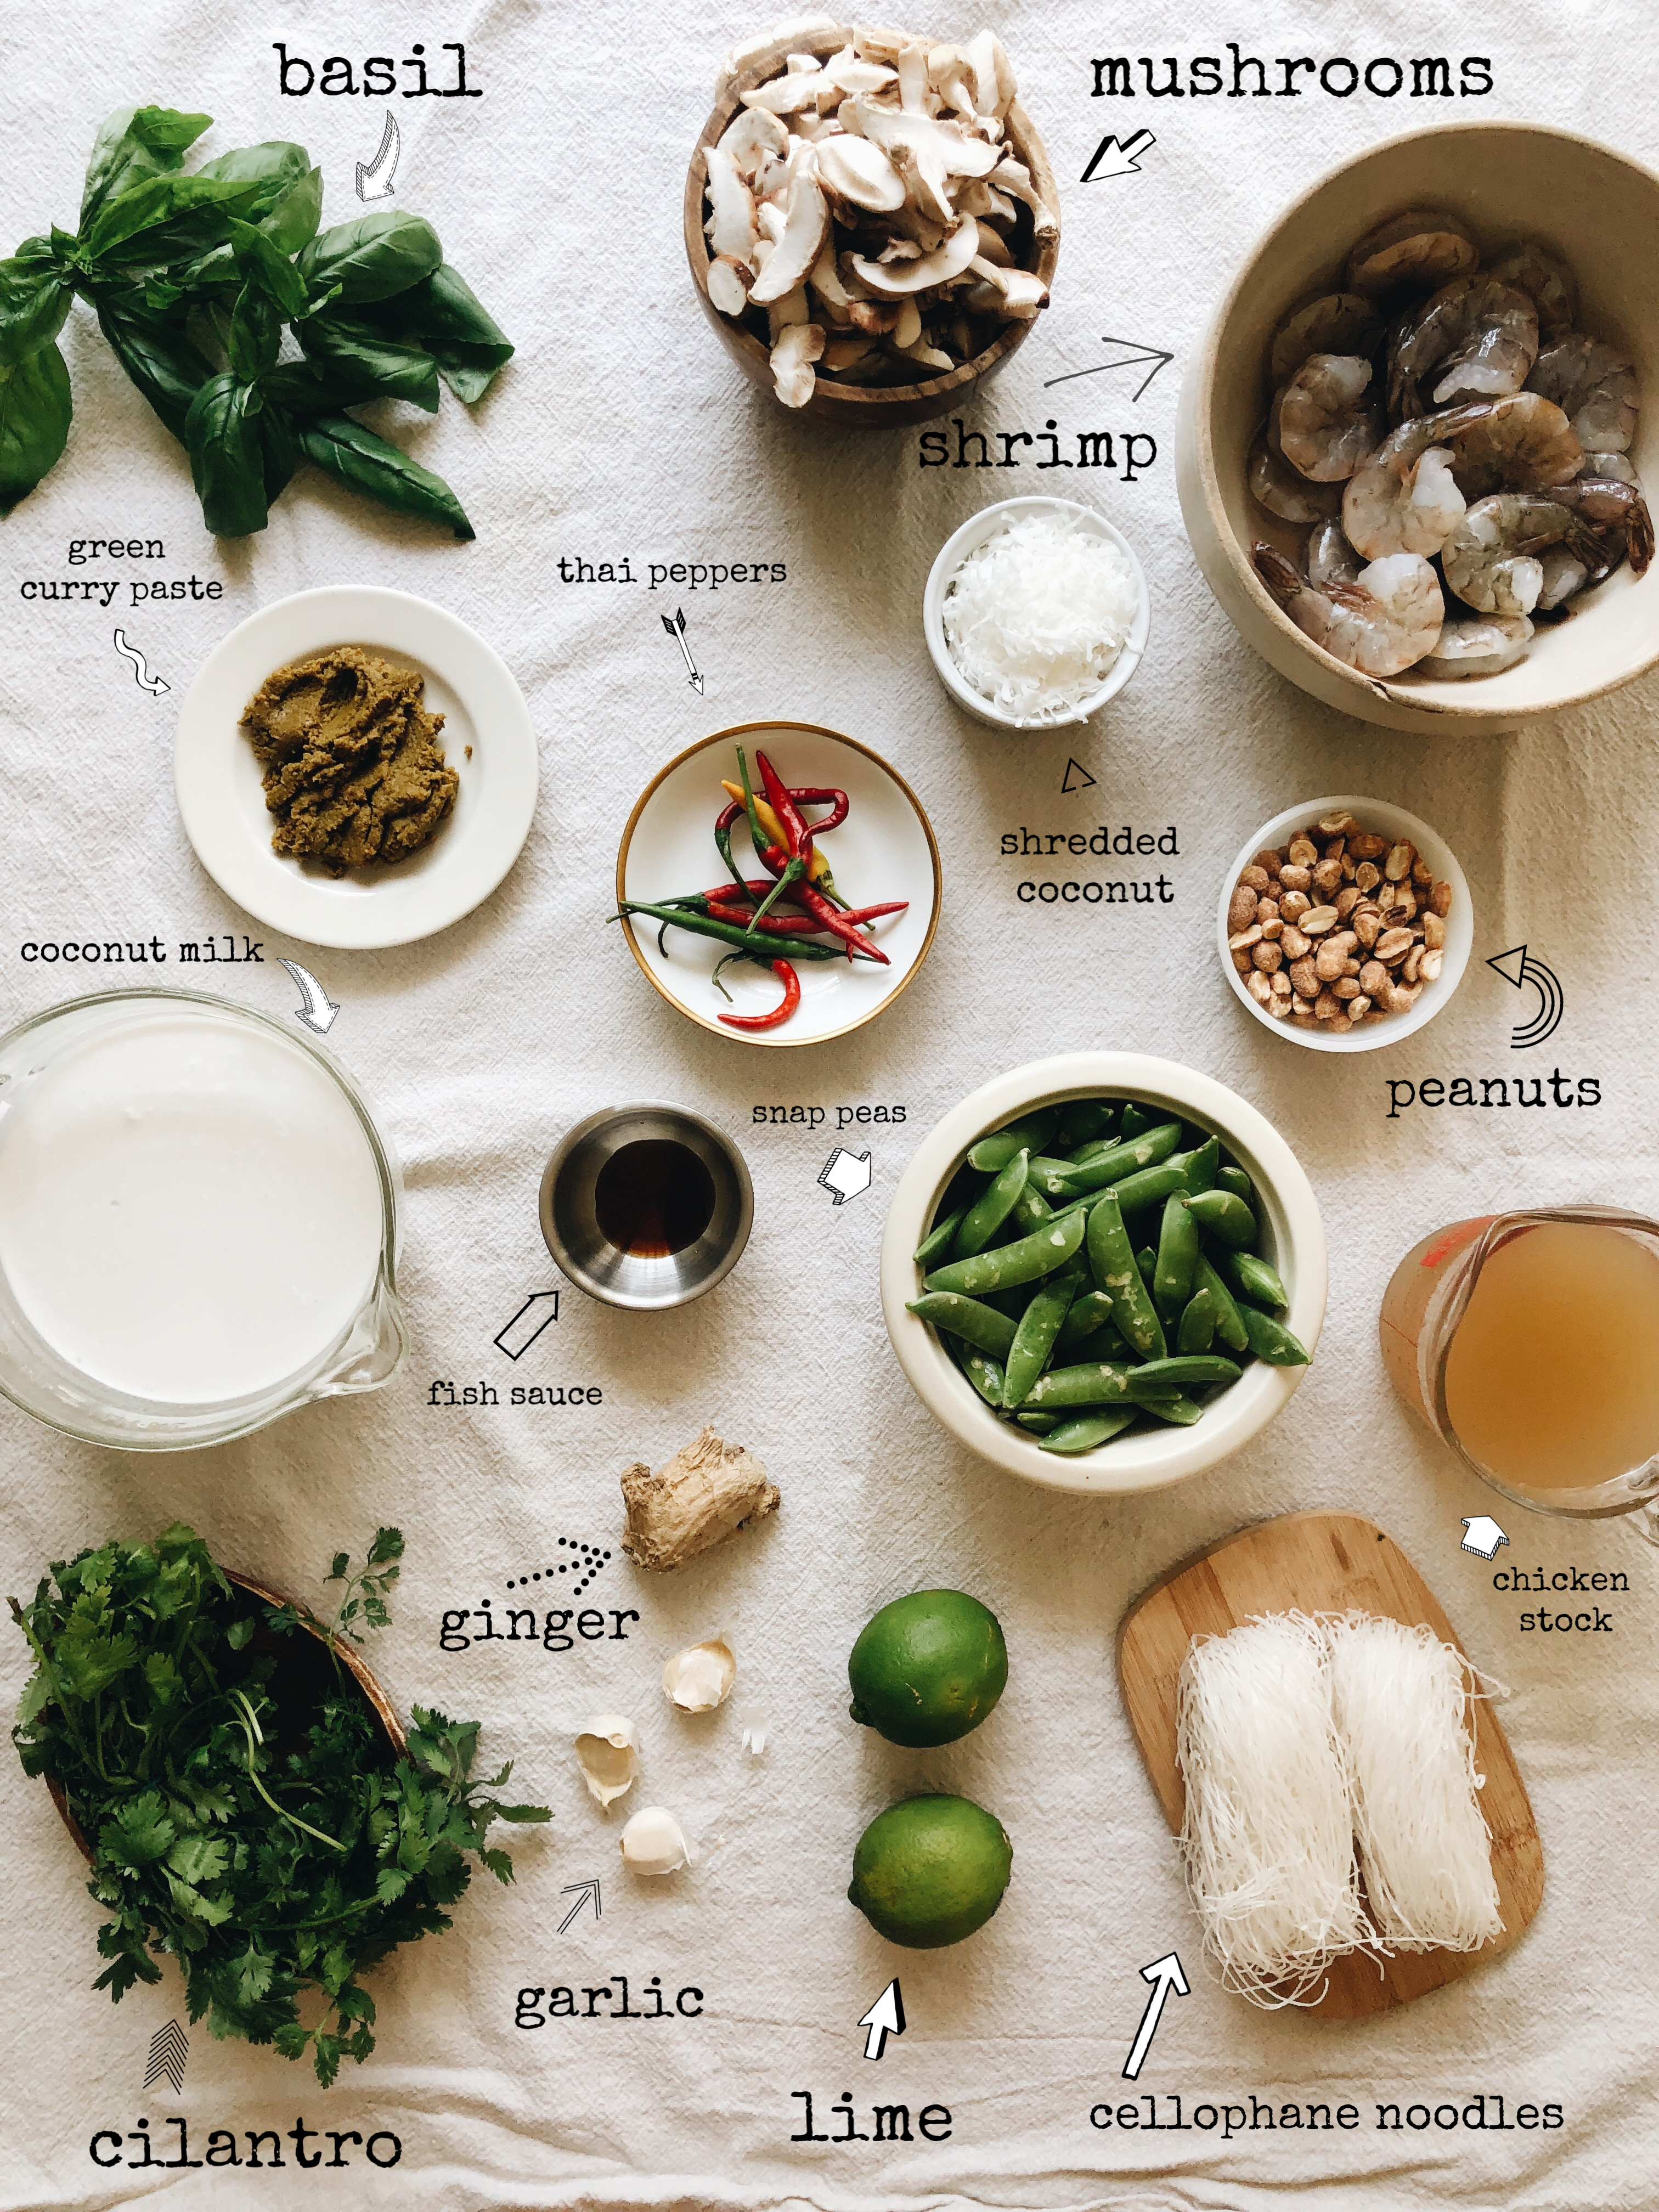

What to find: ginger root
left=619, top=1426, right=779, bottom=1572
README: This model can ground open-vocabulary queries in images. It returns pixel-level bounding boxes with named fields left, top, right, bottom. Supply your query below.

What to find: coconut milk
left=0, top=1007, right=385, bottom=1403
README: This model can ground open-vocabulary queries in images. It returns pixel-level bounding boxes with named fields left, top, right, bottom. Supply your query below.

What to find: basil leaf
left=0, top=260, right=72, bottom=368
left=259, top=363, right=341, bottom=419
left=297, top=310, right=439, bottom=413
left=0, top=340, right=72, bottom=514
left=184, top=371, right=268, bottom=536
left=297, top=212, right=442, bottom=304
left=385, top=263, right=513, bottom=404
left=80, top=105, right=212, bottom=225
left=296, top=414, right=473, bottom=539
left=259, top=166, right=323, bottom=257
left=224, top=218, right=307, bottom=319
left=196, top=140, right=308, bottom=203
left=95, top=296, right=212, bottom=438
left=85, top=173, right=264, bottom=263
left=227, top=284, right=279, bottom=382
left=259, top=403, right=301, bottom=502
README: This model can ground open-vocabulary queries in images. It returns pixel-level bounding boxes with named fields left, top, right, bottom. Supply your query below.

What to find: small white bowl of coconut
left=923, top=495, right=1150, bottom=729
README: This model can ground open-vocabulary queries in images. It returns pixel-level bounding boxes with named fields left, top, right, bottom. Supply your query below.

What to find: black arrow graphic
left=1487, top=944, right=1564, bottom=1048
left=1080, top=127, right=1156, bottom=182
left=494, top=1290, right=560, bottom=1359
left=558, top=1878, right=602, bottom=1933
left=1062, top=757, right=1097, bottom=793
left=144, top=2019, right=189, bottom=2094
left=1046, top=336, right=1176, bottom=399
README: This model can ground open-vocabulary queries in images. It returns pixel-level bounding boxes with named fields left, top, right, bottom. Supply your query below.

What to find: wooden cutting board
left=1116, top=1511, right=1544, bottom=2018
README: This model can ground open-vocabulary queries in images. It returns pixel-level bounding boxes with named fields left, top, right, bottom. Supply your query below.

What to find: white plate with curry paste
left=174, top=586, right=538, bottom=950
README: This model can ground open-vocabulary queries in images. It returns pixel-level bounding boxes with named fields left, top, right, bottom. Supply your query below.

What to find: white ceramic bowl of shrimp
left=1217, top=797, right=1473, bottom=1054
left=1177, top=122, right=1659, bottom=733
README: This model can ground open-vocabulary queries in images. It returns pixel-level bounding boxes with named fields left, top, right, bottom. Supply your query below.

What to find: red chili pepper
left=698, top=879, right=800, bottom=904
left=789, top=786, right=849, bottom=833
left=718, top=958, right=800, bottom=1031
left=757, top=750, right=811, bottom=861
left=836, top=901, right=909, bottom=924
left=705, top=900, right=816, bottom=934
left=753, top=838, right=888, bottom=962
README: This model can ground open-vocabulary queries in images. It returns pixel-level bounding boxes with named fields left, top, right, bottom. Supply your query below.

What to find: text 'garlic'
left=662, top=1635, right=737, bottom=1713
left=619, top=1805, right=695, bottom=1876
left=573, top=1714, right=641, bottom=1808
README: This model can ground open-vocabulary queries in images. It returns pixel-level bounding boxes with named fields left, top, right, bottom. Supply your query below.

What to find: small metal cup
left=539, top=1103, right=753, bottom=1310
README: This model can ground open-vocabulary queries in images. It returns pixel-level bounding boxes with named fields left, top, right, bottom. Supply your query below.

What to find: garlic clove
left=619, top=1804, right=695, bottom=1876
left=662, top=1635, right=737, bottom=1713
left=573, top=1714, right=641, bottom=1808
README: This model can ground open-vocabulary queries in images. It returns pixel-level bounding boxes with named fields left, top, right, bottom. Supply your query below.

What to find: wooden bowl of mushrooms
left=685, top=22, right=1060, bottom=428
left=1176, top=123, right=1659, bottom=732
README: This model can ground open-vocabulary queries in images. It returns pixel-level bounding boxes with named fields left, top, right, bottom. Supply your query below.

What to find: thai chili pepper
left=705, top=900, right=821, bottom=935
left=718, top=958, right=800, bottom=1031
left=752, top=839, right=890, bottom=963
left=613, top=901, right=863, bottom=962
left=698, top=883, right=907, bottom=929
left=756, top=749, right=811, bottom=862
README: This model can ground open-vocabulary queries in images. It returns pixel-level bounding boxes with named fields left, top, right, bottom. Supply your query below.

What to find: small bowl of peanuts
left=1217, top=796, right=1472, bottom=1052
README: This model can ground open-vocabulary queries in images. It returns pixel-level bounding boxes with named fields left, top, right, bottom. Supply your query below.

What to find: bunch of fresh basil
left=0, top=104, right=513, bottom=539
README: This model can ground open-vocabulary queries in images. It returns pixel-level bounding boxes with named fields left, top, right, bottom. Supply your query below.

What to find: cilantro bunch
left=0, top=104, right=513, bottom=538
left=10, top=1523, right=548, bottom=2087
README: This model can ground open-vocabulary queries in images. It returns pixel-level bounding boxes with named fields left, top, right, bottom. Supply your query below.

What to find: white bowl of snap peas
left=880, top=1054, right=1327, bottom=1495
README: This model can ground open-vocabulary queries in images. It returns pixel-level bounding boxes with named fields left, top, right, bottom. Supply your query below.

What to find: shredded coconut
left=941, top=510, right=1139, bottom=724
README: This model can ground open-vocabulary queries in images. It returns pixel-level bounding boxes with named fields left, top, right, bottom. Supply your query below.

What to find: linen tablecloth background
left=3, top=4, right=1656, bottom=2207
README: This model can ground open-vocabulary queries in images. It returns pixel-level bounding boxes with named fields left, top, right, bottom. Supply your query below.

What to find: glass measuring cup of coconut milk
left=1380, top=1206, right=1659, bottom=1539
left=0, top=990, right=405, bottom=1449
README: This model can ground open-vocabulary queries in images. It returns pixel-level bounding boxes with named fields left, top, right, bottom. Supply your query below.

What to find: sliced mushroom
left=757, top=199, right=787, bottom=246
left=716, top=105, right=789, bottom=180
left=990, top=158, right=1058, bottom=239
left=766, top=284, right=809, bottom=340
left=816, top=133, right=906, bottom=213
left=850, top=215, right=980, bottom=296
left=894, top=298, right=923, bottom=348
left=748, top=168, right=830, bottom=305
left=851, top=93, right=998, bottom=229
left=770, top=320, right=824, bottom=407
left=968, top=255, right=1049, bottom=317
left=876, top=238, right=922, bottom=262
left=972, top=224, right=1012, bottom=268
left=822, top=333, right=875, bottom=370
left=965, top=27, right=1018, bottom=117
left=957, top=179, right=1017, bottom=223
left=894, top=38, right=930, bottom=114
left=817, top=42, right=897, bottom=96
left=742, top=67, right=834, bottom=115
left=928, top=43, right=979, bottom=118
left=808, top=235, right=851, bottom=308
left=891, top=335, right=955, bottom=371
left=703, top=142, right=758, bottom=262
left=845, top=297, right=902, bottom=334
left=707, top=254, right=752, bottom=317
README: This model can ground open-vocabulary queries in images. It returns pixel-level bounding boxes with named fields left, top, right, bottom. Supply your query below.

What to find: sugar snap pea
left=1177, top=1286, right=1217, bottom=1355
left=1111, top=1161, right=1189, bottom=1217
left=1180, top=1136, right=1220, bottom=1194
left=1054, top=1289, right=1118, bottom=1353
left=1119, top=1101, right=1158, bottom=1141
left=1039, top=1409, right=1137, bottom=1454
left=1057, top=1121, right=1182, bottom=1197
left=1015, top=1410, right=1062, bottom=1434
left=1220, top=1248, right=1289, bottom=1311
left=953, top=1148, right=1029, bottom=1260
left=1026, top=1155, right=1084, bottom=1201
left=1002, top=1273, right=1079, bottom=1407
left=958, top=1349, right=1006, bottom=1406
left=1137, top=1392, right=1205, bottom=1425
left=1087, top=1190, right=1166, bottom=1360
left=923, top=1205, right=1086, bottom=1297
left=1059, top=1099, right=1115, bottom=1148
left=905, top=1293, right=1016, bottom=1360
left=1239, top=1305, right=1311, bottom=1365
left=1154, top=1192, right=1200, bottom=1322
left=1020, top=1360, right=1136, bottom=1410
left=1120, top=1355, right=1240, bottom=1401
left=1184, top=1189, right=1257, bottom=1249
left=1136, top=1246, right=1157, bottom=1285
left=913, top=1205, right=968, bottom=1270
left=1217, top=1165, right=1254, bottom=1206
left=968, top=1108, right=1060, bottom=1173
left=1194, top=1253, right=1250, bottom=1352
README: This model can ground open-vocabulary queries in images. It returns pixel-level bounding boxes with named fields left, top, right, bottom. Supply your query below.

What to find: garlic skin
left=573, top=1714, right=640, bottom=1809
left=738, top=1706, right=769, bottom=1757
left=619, top=1804, right=695, bottom=1876
left=662, top=1635, right=736, bottom=1713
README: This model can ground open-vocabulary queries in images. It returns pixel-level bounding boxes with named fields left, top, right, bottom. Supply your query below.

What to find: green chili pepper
left=614, top=902, right=850, bottom=963
left=1153, top=1192, right=1200, bottom=1322
left=968, top=1108, right=1061, bottom=1173
left=923, top=1205, right=1087, bottom=1297
left=1038, top=1409, right=1137, bottom=1454
left=958, top=1350, right=1006, bottom=1406
left=1195, top=1253, right=1250, bottom=1352
left=1179, top=1136, right=1221, bottom=1194
left=1217, top=1165, right=1254, bottom=1206
left=906, top=1293, right=1016, bottom=1360
left=1177, top=1285, right=1217, bottom=1355
left=913, top=1205, right=968, bottom=1270
left=1220, top=1248, right=1290, bottom=1311
left=1002, top=1273, right=1079, bottom=1408
left=1111, top=1161, right=1189, bottom=1218
left=1239, top=1306, right=1311, bottom=1365
left=1183, top=1189, right=1257, bottom=1249
left=952, top=1149, right=1030, bottom=1261
left=1056, top=1121, right=1182, bottom=1197
left=1086, top=1190, right=1167, bottom=1361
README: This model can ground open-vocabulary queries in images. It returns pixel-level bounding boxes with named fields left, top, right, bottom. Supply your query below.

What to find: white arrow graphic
left=859, top=1978, right=905, bottom=2060
left=819, top=1147, right=872, bottom=1205
left=1461, top=1515, right=1510, bottom=1560
left=1122, top=1951, right=1188, bottom=2080
left=1080, top=127, right=1156, bottom=182
left=279, top=958, right=341, bottom=1035
left=356, top=114, right=400, bottom=201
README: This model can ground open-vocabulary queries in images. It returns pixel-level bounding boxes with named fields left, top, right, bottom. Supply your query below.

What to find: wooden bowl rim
left=683, top=21, right=1061, bottom=412
left=1192, top=118, right=1659, bottom=722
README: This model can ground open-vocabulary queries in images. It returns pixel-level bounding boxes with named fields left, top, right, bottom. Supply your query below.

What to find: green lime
left=847, top=1588, right=1007, bottom=1747
left=848, top=1793, right=1013, bottom=1949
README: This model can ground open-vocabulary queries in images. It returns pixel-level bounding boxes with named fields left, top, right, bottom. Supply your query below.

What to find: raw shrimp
left=1387, top=278, right=1538, bottom=418
left=1306, top=517, right=1360, bottom=587
left=1535, top=548, right=1588, bottom=610
left=1526, top=334, right=1638, bottom=451
left=1419, top=614, right=1534, bottom=678
left=1269, top=293, right=1384, bottom=386
left=1342, top=421, right=1468, bottom=558
left=1489, top=242, right=1576, bottom=336
left=1249, top=426, right=1342, bottom=523
left=1545, top=475, right=1655, bottom=580
left=1253, top=542, right=1444, bottom=677
left=1441, top=391, right=1583, bottom=499
left=1581, top=450, right=1640, bottom=487
left=1346, top=208, right=1477, bottom=301
left=1441, top=493, right=1587, bottom=617
left=1276, top=354, right=1383, bottom=480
